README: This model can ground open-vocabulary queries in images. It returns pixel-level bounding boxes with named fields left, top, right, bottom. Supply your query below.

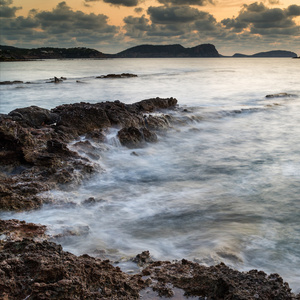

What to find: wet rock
left=52, top=102, right=112, bottom=138
left=266, top=93, right=296, bottom=98
left=141, top=260, right=298, bottom=300
left=0, top=239, right=147, bottom=300
left=132, top=251, right=154, bottom=267
left=82, top=197, right=105, bottom=206
left=96, top=73, right=138, bottom=79
left=0, top=80, right=23, bottom=85
left=8, top=106, right=60, bottom=128
left=1, top=98, right=177, bottom=210
left=144, top=114, right=172, bottom=131
left=118, top=127, right=144, bottom=148
left=0, top=219, right=47, bottom=245
left=47, top=76, right=66, bottom=83
left=118, top=126, right=157, bottom=148
left=0, top=240, right=298, bottom=300
left=85, top=129, right=106, bottom=142
left=128, top=97, right=177, bottom=113
left=141, top=127, right=158, bottom=143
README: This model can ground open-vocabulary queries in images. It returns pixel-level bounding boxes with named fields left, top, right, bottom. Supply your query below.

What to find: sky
left=0, top=0, right=299, bottom=55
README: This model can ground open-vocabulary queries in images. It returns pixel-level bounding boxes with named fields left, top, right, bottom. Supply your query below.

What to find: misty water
left=0, top=58, right=299, bottom=292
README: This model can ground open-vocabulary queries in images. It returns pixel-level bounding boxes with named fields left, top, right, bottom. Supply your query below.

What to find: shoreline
left=1, top=98, right=299, bottom=299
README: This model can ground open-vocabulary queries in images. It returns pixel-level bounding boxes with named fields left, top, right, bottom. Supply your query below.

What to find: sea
left=0, top=58, right=299, bottom=292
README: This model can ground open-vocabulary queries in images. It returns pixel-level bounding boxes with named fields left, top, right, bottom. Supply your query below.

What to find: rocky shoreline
left=1, top=98, right=299, bottom=299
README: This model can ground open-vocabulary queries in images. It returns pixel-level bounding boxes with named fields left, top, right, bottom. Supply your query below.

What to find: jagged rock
left=144, top=114, right=171, bottom=130
left=118, top=127, right=144, bottom=148
left=8, top=106, right=60, bottom=128
left=52, top=98, right=177, bottom=139
left=141, top=259, right=299, bottom=299
left=0, top=239, right=298, bottom=300
left=0, top=220, right=47, bottom=245
left=0, top=98, right=177, bottom=210
left=0, top=239, right=147, bottom=300
left=117, top=126, right=157, bottom=148
left=52, top=102, right=112, bottom=138
left=128, top=97, right=178, bottom=113
left=132, top=251, right=154, bottom=267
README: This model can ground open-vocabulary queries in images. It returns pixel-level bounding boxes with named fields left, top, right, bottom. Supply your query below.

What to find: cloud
left=103, top=0, right=139, bottom=6
left=147, top=5, right=211, bottom=24
left=268, top=0, right=280, bottom=4
left=156, top=0, right=214, bottom=6
left=124, top=5, right=220, bottom=43
left=286, top=4, right=300, bottom=16
left=134, top=7, right=143, bottom=13
left=0, top=1, right=119, bottom=49
left=0, top=0, right=21, bottom=18
left=221, top=2, right=300, bottom=35
left=83, top=0, right=140, bottom=6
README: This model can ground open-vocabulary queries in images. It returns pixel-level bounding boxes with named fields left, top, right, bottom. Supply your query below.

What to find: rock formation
left=1, top=98, right=300, bottom=299
left=0, top=98, right=177, bottom=210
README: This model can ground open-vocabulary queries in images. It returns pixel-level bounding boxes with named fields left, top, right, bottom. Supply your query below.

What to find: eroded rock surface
left=0, top=98, right=177, bottom=210
left=0, top=239, right=147, bottom=300
left=0, top=238, right=298, bottom=300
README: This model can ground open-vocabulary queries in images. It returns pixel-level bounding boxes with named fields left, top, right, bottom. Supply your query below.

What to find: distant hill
left=1, top=45, right=297, bottom=61
left=0, top=46, right=110, bottom=61
left=233, top=50, right=297, bottom=58
left=116, top=44, right=220, bottom=58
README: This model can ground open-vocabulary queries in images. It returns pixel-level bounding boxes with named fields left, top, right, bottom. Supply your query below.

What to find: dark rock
left=0, top=219, right=48, bottom=244
left=96, top=73, right=138, bottom=78
left=144, top=114, right=171, bottom=130
left=141, top=260, right=298, bottom=299
left=266, top=93, right=296, bottom=98
left=85, top=129, right=106, bottom=142
left=8, top=106, right=60, bottom=128
left=1, top=240, right=298, bottom=300
left=132, top=251, right=154, bottom=267
left=0, top=80, right=23, bottom=85
left=117, top=126, right=157, bottom=148
left=128, top=97, right=178, bottom=113
left=0, top=239, right=146, bottom=300
left=118, top=127, right=144, bottom=148
left=82, top=197, right=104, bottom=206
left=52, top=102, right=112, bottom=138
left=0, top=98, right=177, bottom=210
left=141, top=127, right=158, bottom=143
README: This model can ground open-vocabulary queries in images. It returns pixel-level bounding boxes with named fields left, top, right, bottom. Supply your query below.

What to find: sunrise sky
left=1, top=0, right=299, bottom=55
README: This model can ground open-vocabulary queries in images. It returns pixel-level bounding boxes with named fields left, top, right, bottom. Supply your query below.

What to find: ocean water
left=0, top=58, right=299, bottom=292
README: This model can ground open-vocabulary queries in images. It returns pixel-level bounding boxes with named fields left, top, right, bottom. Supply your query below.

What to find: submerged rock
left=0, top=80, right=23, bottom=85
left=266, top=93, right=296, bottom=98
left=96, top=73, right=138, bottom=79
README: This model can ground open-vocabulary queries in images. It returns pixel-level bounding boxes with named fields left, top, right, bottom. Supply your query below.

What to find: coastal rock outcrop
left=0, top=237, right=298, bottom=300
left=0, top=98, right=177, bottom=210
left=8, top=106, right=60, bottom=128
left=0, top=239, right=146, bottom=300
